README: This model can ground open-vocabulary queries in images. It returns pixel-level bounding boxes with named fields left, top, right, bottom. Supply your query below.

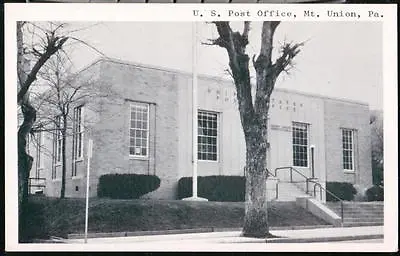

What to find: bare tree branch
left=210, top=21, right=255, bottom=134
left=273, top=41, right=304, bottom=76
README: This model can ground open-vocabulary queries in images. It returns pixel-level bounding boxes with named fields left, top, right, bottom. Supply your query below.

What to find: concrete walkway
left=66, top=226, right=383, bottom=245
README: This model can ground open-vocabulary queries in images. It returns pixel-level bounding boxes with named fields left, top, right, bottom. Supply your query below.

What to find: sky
left=65, top=21, right=382, bottom=110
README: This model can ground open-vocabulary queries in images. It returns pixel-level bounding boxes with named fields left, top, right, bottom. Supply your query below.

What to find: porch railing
left=28, top=177, right=46, bottom=194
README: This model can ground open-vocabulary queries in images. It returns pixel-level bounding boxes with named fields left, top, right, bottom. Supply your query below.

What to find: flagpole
left=192, top=21, right=199, bottom=199
left=183, top=22, right=207, bottom=202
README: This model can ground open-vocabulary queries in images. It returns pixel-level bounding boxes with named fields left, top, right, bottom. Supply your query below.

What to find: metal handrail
left=275, top=166, right=315, bottom=194
left=265, top=168, right=278, bottom=200
left=265, top=168, right=276, bottom=178
left=274, top=166, right=345, bottom=224
left=274, top=166, right=309, bottom=183
left=29, top=177, right=46, bottom=181
left=308, top=180, right=344, bottom=223
left=28, top=178, right=46, bottom=193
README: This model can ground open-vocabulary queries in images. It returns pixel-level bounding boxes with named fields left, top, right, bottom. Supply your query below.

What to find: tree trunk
left=211, top=21, right=301, bottom=238
left=60, top=116, right=67, bottom=198
left=242, top=126, right=270, bottom=238
left=18, top=100, right=36, bottom=242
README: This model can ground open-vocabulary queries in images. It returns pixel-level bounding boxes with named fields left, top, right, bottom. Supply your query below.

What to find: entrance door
left=268, top=127, right=292, bottom=181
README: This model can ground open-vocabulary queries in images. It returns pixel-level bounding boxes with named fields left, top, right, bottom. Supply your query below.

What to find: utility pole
left=84, top=139, right=93, bottom=243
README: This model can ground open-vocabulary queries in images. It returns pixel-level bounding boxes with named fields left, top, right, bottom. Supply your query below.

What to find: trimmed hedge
left=98, top=174, right=160, bottom=199
left=178, top=176, right=245, bottom=202
left=365, top=185, right=384, bottom=201
left=326, top=182, right=357, bottom=201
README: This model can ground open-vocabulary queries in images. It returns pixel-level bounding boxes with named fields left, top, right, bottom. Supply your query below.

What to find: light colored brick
left=32, top=58, right=373, bottom=200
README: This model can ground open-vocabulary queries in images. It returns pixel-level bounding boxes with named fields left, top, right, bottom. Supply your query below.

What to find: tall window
left=72, top=106, right=84, bottom=177
left=342, top=129, right=355, bottom=171
left=55, top=116, right=62, bottom=163
left=35, top=131, right=43, bottom=178
left=292, top=122, right=309, bottom=167
left=129, top=103, right=149, bottom=157
left=198, top=111, right=218, bottom=161
left=52, top=116, right=62, bottom=179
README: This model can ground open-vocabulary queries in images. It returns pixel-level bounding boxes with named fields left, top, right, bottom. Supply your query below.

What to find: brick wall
left=85, top=60, right=181, bottom=199
left=323, top=99, right=373, bottom=191
left=33, top=58, right=373, bottom=200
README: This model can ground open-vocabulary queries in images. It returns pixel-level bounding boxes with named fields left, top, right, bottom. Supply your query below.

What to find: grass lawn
left=25, top=195, right=328, bottom=240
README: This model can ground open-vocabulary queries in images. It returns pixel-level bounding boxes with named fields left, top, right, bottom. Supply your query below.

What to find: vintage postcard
left=4, top=2, right=398, bottom=252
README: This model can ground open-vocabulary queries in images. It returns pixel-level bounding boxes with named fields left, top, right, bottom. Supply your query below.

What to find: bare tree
left=31, top=53, right=117, bottom=198
left=17, top=21, right=104, bottom=241
left=17, top=21, right=69, bottom=241
left=30, top=54, right=93, bottom=198
left=208, top=21, right=302, bottom=238
left=370, top=110, right=383, bottom=186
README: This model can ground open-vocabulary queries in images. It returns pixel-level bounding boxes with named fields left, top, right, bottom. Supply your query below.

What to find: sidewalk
left=66, top=226, right=383, bottom=244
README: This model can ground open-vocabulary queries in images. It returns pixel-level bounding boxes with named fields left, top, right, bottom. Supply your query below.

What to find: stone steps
left=342, top=222, right=383, bottom=227
left=274, top=182, right=310, bottom=202
left=329, top=208, right=383, bottom=214
left=343, top=217, right=384, bottom=222
left=325, top=202, right=383, bottom=227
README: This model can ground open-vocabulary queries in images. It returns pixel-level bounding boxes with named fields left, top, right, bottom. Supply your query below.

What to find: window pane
left=292, top=122, right=308, bottom=167
left=130, top=103, right=150, bottom=156
left=342, top=129, right=354, bottom=170
left=197, top=111, right=218, bottom=161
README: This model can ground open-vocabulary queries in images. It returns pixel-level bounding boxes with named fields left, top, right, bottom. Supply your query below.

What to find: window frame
left=342, top=128, right=356, bottom=172
left=292, top=121, right=310, bottom=168
left=129, top=102, right=150, bottom=159
left=54, top=116, right=63, bottom=165
left=51, top=116, right=63, bottom=180
left=197, top=110, right=219, bottom=162
left=72, top=105, right=84, bottom=177
left=35, top=131, right=44, bottom=178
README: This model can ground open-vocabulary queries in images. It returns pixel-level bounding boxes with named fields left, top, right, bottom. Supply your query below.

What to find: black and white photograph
left=4, top=3, right=397, bottom=252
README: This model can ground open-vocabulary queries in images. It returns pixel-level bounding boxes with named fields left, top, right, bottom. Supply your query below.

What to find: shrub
left=365, top=185, right=384, bottom=201
left=178, top=176, right=245, bottom=202
left=98, top=174, right=160, bottom=199
left=326, top=182, right=357, bottom=201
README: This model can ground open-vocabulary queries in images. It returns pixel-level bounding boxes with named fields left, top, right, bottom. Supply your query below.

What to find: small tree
left=31, top=55, right=95, bottom=198
left=370, top=110, right=383, bottom=186
left=32, top=54, right=117, bottom=198
left=209, top=21, right=302, bottom=238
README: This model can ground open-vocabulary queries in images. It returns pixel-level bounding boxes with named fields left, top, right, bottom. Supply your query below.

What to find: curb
left=219, top=234, right=384, bottom=244
left=67, top=225, right=335, bottom=239
left=68, top=228, right=214, bottom=239
left=266, top=234, right=384, bottom=243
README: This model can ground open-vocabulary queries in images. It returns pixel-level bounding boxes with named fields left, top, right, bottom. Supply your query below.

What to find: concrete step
left=343, top=217, right=384, bottom=222
left=324, top=201, right=384, bottom=228
left=326, top=203, right=383, bottom=210
left=327, top=204, right=384, bottom=208
left=343, top=215, right=384, bottom=220
left=342, top=222, right=383, bottom=227
left=330, top=208, right=384, bottom=214
left=326, top=205, right=383, bottom=212
left=275, top=182, right=310, bottom=202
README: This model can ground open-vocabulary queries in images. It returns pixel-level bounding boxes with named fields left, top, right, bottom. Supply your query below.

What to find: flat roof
left=84, top=57, right=369, bottom=107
